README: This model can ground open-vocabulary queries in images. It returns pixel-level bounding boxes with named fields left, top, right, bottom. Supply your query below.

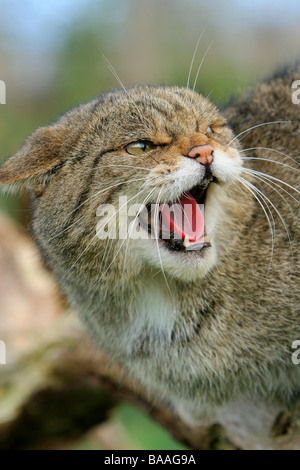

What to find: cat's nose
left=186, top=144, right=214, bottom=165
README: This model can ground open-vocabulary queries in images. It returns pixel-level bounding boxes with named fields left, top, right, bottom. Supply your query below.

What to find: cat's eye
left=206, top=126, right=214, bottom=134
left=125, top=140, right=157, bottom=156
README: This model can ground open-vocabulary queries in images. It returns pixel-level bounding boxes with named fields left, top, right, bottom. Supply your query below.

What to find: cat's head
left=0, top=86, right=243, bottom=285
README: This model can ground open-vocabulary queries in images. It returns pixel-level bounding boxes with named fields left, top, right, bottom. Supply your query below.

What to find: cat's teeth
left=183, top=235, right=190, bottom=248
left=196, top=234, right=211, bottom=245
left=148, top=214, right=155, bottom=226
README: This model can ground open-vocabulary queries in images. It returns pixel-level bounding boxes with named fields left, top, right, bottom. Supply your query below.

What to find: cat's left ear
left=0, top=124, right=68, bottom=190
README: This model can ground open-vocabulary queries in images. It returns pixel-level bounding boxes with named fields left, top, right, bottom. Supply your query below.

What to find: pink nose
left=187, top=144, right=214, bottom=165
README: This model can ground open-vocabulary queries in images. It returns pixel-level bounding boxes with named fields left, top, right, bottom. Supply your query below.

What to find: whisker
left=242, top=169, right=300, bottom=194
left=241, top=156, right=300, bottom=173
left=186, top=31, right=205, bottom=90
left=154, top=188, right=173, bottom=300
left=206, top=88, right=214, bottom=100
left=47, top=177, right=148, bottom=243
left=247, top=177, right=294, bottom=267
left=91, top=186, right=152, bottom=285
left=240, top=146, right=300, bottom=167
left=87, top=164, right=150, bottom=172
left=47, top=215, right=85, bottom=243
left=181, top=191, right=193, bottom=200
left=237, top=177, right=275, bottom=269
left=229, top=121, right=292, bottom=146
left=116, top=149, right=160, bottom=165
left=64, top=185, right=148, bottom=280
left=240, top=177, right=277, bottom=235
left=101, top=234, right=117, bottom=273
left=70, top=177, right=148, bottom=218
left=192, top=41, right=214, bottom=93
left=242, top=170, right=295, bottom=219
left=243, top=169, right=299, bottom=204
left=102, top=54, right=145, bottom=123
left=241, top=176, right=293, bottom=255
left=121, top=187, right=156, bottom=277
left=95, top=183, right=148, bottom=242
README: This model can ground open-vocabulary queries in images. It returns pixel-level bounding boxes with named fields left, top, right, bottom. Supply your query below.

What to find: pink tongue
left=161, top=193, right=204, bottom=243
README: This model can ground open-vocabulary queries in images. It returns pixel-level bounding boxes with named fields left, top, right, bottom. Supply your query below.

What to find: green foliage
left=115, top=404, right=189, bottom=450
left=74, top=404, right=189, bottom=450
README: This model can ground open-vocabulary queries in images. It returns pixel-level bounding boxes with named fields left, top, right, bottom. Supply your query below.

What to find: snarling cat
left=0, top=64, right=299, bottom=417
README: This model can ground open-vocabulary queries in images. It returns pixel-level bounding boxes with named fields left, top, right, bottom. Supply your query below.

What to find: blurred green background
left=1, top=0, right=300, bottom=218
left=0, top=0, right=299, bottom=450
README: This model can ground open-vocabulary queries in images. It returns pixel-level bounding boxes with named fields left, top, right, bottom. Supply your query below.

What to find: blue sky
left=0, top=0, right=88, bottom=52
left=1, top=0, right=300, bottom=55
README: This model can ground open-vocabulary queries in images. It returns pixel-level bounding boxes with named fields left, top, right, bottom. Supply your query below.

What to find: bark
left=0, top=213, right=299, bottom=450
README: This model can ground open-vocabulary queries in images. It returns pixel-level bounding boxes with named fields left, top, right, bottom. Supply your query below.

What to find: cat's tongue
left=161, top=193, right=204, bottom=243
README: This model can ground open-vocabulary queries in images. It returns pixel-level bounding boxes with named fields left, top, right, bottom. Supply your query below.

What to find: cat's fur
left=0, top=64, right=299, bottom=417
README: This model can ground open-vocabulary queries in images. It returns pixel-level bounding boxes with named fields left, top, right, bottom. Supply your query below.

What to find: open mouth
left=139, top=182, right=213, bottom=252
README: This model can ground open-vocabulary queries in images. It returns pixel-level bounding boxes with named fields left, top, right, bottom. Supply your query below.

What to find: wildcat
left=0, top=63, right=299, bottom=418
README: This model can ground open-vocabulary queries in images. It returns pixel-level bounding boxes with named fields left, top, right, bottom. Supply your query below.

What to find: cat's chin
left=134, top=235, right=218, bottom=282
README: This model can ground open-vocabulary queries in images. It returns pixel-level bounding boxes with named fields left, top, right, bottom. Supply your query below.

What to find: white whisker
left=121, top=187, right=156, bottom=277
left=47, top=215, right=85, bottom=242
left=186, top=31, right=205, bottom=90
left=229, top=121, right=292, bottom=146
left=101, top=236, right=113, bottom=269
left=91, top=186, right=154, bottom=285
left=240, top=146, right=299, bottom=167
left=154, top=188, right=173, bottom=300
left=242, top=156, right=300, bottom=173
left=206, top=88, right=214, bottom=100
left=243, top=169, right=299, bottom=204
left=192, top=41, right=214, bottom=93
left=240, top=176, right=293, bottom=261
left=72, top=177, right=148, bottom=215
left=242, top=171, right=295, bottom=219
left=102, top=54, right=145, bottom=123
left=87, top=164, right=150, bottom=172
left=247, top=177, right=294, bottom=266
left=65, top=185, right=148, bottom=280
left=237, top=177, right=275, bottom=270
left=47, top=177, right=148, bottom=243
left=243, top=169, right=300, bottom=194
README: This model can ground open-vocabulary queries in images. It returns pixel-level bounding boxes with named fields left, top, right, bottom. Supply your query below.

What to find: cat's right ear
left=0, top=124, right=68, bottom=191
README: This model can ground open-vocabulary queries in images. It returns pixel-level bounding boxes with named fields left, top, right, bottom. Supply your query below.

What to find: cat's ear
left=0, top=124, right=68, bottom=190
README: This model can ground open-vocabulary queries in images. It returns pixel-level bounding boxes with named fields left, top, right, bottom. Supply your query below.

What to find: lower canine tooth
left=183, top=235, right=190, bottom=248
left=200, top=235, right=211, bottom=244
